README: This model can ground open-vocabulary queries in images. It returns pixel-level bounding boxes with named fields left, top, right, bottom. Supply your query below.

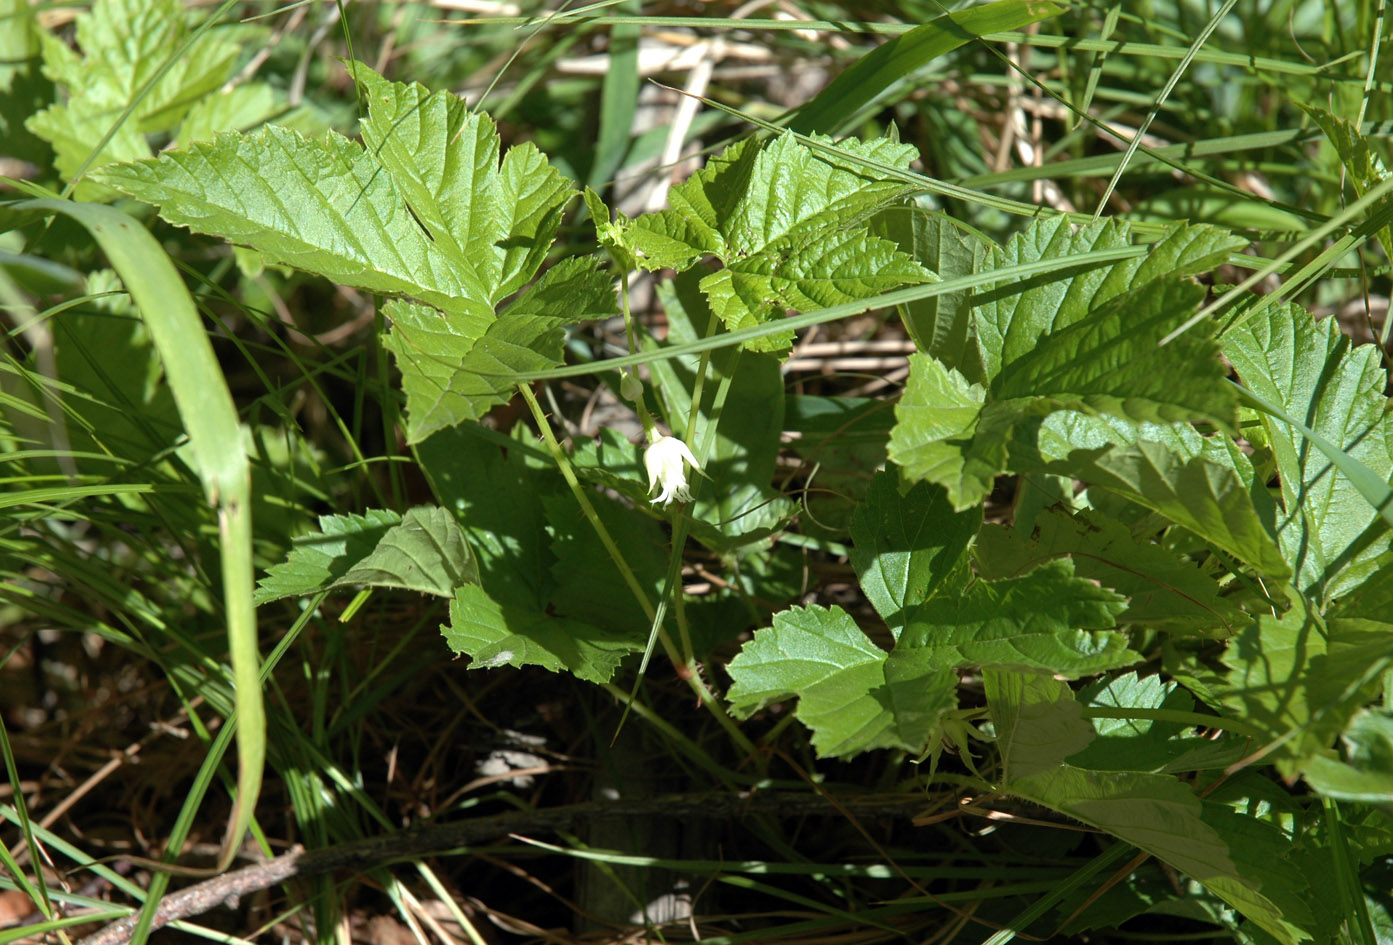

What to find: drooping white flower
left=644, top=435, right=701, bottom=506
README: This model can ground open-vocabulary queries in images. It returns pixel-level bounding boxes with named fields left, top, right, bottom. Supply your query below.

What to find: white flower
left=644, top=435, right=701, bottom=506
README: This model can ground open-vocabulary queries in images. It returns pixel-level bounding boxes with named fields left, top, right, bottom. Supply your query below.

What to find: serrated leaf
left=175, top=83, right=279, bottom=148
left=444, top=583, right=637, bottom=684
left=1206, top=596, right=1390, bottom=775
left=970, top=218, right=1244, bottom=383
left=1302, top=105, right=1393, bottom=260
left=877, top=208, right=989, bottom=378
left=974, top=507, right=1245, bottom=633
left=356, top=64, right=572, bottom=301
left=627, top=132, right=935, bottom=351
left=1032, top=411, right=1290, bottom=577
left=256, top=506, right=477, bottom=602
left=1223, top=302, right=1393, bottom=602
left=850, top=470, right=980, bottom=631
left=886, top=353, right=996, bottom=508
left=96, top=124, right=494, bottom=327
left=997, top=279, right=1236, bottom=430
left=383, top=258, right=616, bottom=443
left=987, top=670, right=1310, bottom=945
left=26, top=0, right=243, bottom=195
left=889, top=219, right=1241, bottom=508
left=725, top=604, right=956, bottom=758
left=898, top=559, right=1135, bottom=675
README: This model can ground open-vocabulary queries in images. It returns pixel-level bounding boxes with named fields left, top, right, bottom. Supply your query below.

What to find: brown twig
left=76, top=792, right=928, bottom=945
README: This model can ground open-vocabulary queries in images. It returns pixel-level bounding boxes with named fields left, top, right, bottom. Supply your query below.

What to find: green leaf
left=1301, top=105, right=1393, bottom=260
left=850, top=470, right=980, bottom=631
left=725, top=604, right=957, bottom=758
left=543, top=491, right=666, bottom=636
left=1303, top=708, right=1393, bottom=803
left=987, top=670, right=1311, bottom=945
left=355, top=64, right=572, bottom=302
left=1033, top=411, right=1290, bottom=578
left=96, top=124, right=493, bottom=325
left=889, top=219, right=1242, bottom=509
left=383, top=257, right=617, bottom=443
left=1069, top=672, right=1247, bottom=773
left=175, top=83, right=279, bottom=148
left=886, top=354, right=995, bottom=508
left=876, top=208, right=989, bottom=379
left=256, top=506, right=478, bottom=603
left=1223, top=302, right=1393, bottom=602
left=25, top=0, right=243, bottom=195
left=627, top=132, right=935, bottom=352
left=1206, top=595, right=1390, bottom=775
left=416, top=425, right=557, bottom=611
left=969, top=217, right=1244, bottom=384
left=789, top=1, right=1067, bottom=135
left=974, top=507, right=1246, bottom=633
left=898, top=559, right=1135, bottom=675
left=443, top=584, right=637, bottom=684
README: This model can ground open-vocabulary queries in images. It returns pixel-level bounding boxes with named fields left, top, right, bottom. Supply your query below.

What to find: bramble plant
left=5, top=3, right=1393, bottom=942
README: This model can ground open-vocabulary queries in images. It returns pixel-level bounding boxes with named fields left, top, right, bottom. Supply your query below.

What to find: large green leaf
left=626, top=132, right=935, bottom=352
left=383, top=258, right=617, bottom=443
left=443, top=584, right=638, bottom=685
left=96, top=124, right=493, bottom=324
left=1031, top=411, right=1290, bottom=578
left=897, top=559, right=1136, bottom=675
left=415, top=425, right=557, bottom=611
left=356, top=64, right=571, bottom=302
left=725, top=604, right=956, bottom=758
left=987, top=670, right=1312, bottom=945
left=968, top=217, right=1244, bottom=384
left=1205, top=595, right=1391, bottom=776
left=1223, top=302, right=1393, bottom=602
left=25, top=0, right=244, bottom=197
left=974, top=507, right=1246, bottom=633
left=850, top=470, right=980, bottom=631
left=256, top=506, right=478, bottom=603
left=888, top=219, right=1242, bottom=509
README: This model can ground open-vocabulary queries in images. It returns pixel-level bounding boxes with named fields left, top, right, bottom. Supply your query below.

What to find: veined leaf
left=1032, top=411, right=1289, bottom=578
left=96, top=124, right=494, bottom=328
left=725, top=604, right=956, bottom=758
left=889, top=219, right=1241, bottom=509
left=626, top=132, right=936, bottom=352
left=384, top=258, right=617, bottom=443
left=356, top=64, right=572, bottom=302
left=897, top=558, right=1136, bottom=676
left=975, top=507, right=1246, bottom=633
left=26, top=0, right=244, bottom=196
left=969, top=217, right=1244, bottom=383
left=987, top=670, right=1311, bottom=945
left=850, top=470, right=980, bottom=632
left=98, top=64, right=612, bottom=440
left=1206, top=594, right=1391, bottom=776
left=444, top=584, right=638, bottom=684
left=256, top=507, right=478, bottom=602
left=1223, top=302, right=1393, bottom=602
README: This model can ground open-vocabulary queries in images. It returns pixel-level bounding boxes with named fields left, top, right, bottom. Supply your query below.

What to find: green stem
left=518, top=384, right=656, bottom=623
